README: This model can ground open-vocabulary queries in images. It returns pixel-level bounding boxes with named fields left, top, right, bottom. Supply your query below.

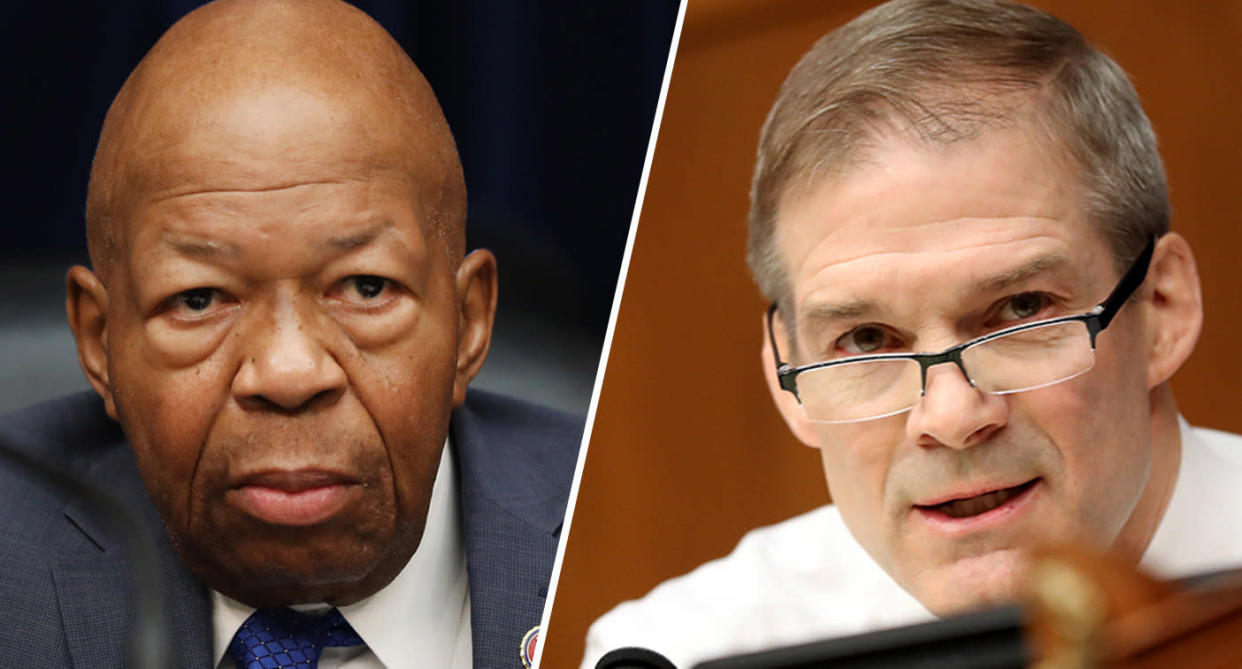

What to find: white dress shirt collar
left=211, top=438, right=472, bottom=668
left=1141, top=417, right=1242, bottom=577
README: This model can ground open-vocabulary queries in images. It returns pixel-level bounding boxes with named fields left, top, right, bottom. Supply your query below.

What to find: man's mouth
left=227, top=469, right=362, bottom=526
left=917, top=479, right=1039, bottom=519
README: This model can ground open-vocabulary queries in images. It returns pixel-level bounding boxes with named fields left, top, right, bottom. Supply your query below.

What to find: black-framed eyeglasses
left=768, top=237, right=1156, bottom=424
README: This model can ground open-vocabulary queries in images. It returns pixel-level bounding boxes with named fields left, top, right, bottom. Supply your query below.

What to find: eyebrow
left=800, top=252, right=1071, bottom=327
left=326, top=220, right=395, bottom=250
left=801, top=298, right=879, bottom=326
left=969, top=252, right=1069, bottom=295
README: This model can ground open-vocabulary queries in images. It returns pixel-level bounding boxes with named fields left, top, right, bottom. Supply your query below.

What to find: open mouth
left=918, top=479, right=1039, bottom=519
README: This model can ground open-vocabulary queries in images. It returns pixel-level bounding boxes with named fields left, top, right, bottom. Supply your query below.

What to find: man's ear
left=451, top=249, right=498, bottom=408
left=66, top=265, right=118, bottom=420
left=1142, top=232, right=1202, bottom=389
left=761, top=310, right=822, bottom=448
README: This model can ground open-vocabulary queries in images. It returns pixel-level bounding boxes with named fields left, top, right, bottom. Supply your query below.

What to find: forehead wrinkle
left=327, top=220, right=396, bottom=251
left=162, top=234, right=242, bottom=260
left=795, top=245, right=1077, bottom=338
left=807, top=252, right=1074, bottom=318
left=790, top=227, right=1077, bottom=304
left=156, top=179, right=349, bottom=201
left=179, top=219, right=408, bottom=259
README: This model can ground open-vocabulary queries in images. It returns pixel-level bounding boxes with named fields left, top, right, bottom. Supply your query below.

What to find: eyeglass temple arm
left=1096, top=236, right=1156, bottom=330
left=766, top=303, right=799, bottom=394
left=766, top=303, right=785, bottom=363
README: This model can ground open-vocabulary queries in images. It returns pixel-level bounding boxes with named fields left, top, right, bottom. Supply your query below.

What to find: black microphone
left=692, top=606, right=1027, bottom=668
left=597, top=646, right=679, bottom=669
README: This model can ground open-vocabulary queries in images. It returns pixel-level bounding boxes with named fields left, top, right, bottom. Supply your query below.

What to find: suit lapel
left=451, top=391, right=578, bottom=668
left=53, top=551, right=132, bottom=668
left=52, top=529, right=215, bottom=669
left=55, top=439, right=214, bottom=668
left=460, top=494, right=559, bottom=667
left=160, top=542, right=215, bottom=668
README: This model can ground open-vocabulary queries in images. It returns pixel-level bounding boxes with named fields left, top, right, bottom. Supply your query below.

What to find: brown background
left=541, top=1, right=1242, bottom=666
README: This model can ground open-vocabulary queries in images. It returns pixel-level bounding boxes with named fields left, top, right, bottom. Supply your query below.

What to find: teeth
left=935, top=485, right=1022, bottom=518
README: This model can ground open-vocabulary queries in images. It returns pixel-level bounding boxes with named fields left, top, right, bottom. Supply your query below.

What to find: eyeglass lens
left=797, top=320, right=1096, bottom=423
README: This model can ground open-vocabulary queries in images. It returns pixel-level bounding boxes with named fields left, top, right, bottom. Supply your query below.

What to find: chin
left=173, top=527, right=407, bottom=607
left=906, top=548, right=1030, bottom=617
left=204, top=555, right=385, bottom=608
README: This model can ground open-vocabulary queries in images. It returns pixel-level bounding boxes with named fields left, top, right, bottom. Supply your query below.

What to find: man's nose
left=904, top=360, right=1007, bottom=449
left=231, top=303, right=347, bottom=412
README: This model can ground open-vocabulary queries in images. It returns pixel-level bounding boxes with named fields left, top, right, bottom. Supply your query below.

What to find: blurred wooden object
left=1025, top=549, right=1242, bottom=668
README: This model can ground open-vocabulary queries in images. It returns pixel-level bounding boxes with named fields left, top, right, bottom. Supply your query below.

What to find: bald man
left=0, top=1, right=579, bottom=667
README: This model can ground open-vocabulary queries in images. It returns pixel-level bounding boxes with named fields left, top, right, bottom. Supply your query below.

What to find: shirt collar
left=211, top=437, right=470, bottom=667
left=1142, top=417, right=1242, bottom=577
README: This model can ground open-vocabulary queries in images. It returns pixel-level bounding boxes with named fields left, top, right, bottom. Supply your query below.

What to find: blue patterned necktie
left=228, top=607, right=364, bottom=669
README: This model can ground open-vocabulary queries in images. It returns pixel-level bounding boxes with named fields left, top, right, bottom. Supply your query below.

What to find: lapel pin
left=520, top=625, right=540, bottom=668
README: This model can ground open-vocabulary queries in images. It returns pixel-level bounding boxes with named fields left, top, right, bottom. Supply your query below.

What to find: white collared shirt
left=212, top=439, right=472, bottom=669
left=582, top=420, right=1242, bottom=669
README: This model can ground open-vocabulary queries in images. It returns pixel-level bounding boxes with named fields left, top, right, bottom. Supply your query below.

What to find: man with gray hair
left=583, top=0, right=1242, bottom=666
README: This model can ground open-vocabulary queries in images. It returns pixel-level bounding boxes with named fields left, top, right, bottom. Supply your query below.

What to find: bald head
left=86, top=0, right=466, bottom=276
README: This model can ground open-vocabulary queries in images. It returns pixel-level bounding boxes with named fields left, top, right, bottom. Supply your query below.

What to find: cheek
left=814, top=421, right=905, bottom=557
left=353, top=326, right=458, bottom=429
left=362, top=354, right=455, bottom=457
left=109, top=343, right=233, bottom=514
left=349, top=321, right=459, bottom=519
left=1018, top=335, right=1152, bottom=538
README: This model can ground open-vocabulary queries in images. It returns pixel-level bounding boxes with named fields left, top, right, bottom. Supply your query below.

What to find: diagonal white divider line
left=533, top=2, right=690, bottom=666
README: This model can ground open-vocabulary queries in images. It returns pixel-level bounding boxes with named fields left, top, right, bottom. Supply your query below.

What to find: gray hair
left=748, top=0, right=1168, bottom=330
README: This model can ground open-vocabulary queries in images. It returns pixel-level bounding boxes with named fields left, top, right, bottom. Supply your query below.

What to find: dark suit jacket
left=0, top=389, right=581, bottom=668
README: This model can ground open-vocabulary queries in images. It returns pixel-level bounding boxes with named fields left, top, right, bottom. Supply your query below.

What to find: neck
left=1113, top=384, right=1182, bottom=562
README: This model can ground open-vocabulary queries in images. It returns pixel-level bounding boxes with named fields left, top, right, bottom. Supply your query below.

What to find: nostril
left=244, top=393, right=300, bottom=415
left=308, top=387, right=340, bottom=407
left=243, top=386, right=341, bottom=415
left=964, top=423, right=1000, bottom=448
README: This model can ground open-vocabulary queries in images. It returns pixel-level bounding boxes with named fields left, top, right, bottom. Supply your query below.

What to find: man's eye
left=173, top=288, right=221, bottom=313
left=836, top=326, right=895, bottom=355
left=998, top=292, right=1049, bottom=321
left=343, top=275, right=391, bottom=301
